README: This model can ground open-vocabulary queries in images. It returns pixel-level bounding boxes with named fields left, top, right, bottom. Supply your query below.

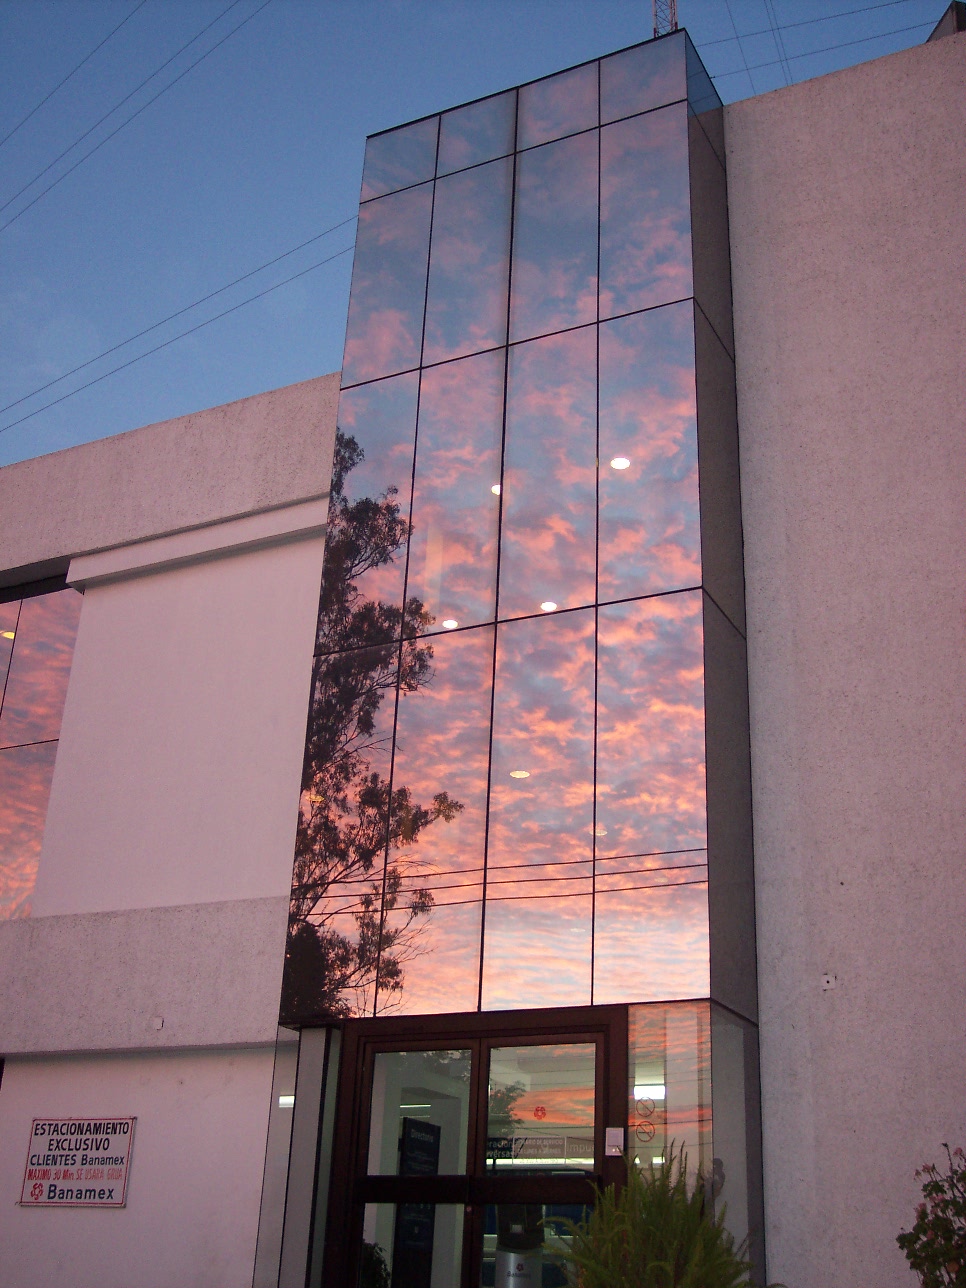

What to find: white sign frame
left=19, top=1117, right=136, bottom=1208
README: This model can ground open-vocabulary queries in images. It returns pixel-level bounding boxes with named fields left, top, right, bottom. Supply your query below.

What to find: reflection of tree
left=281, top=430, right=462, bottom=1022
left=488, top=1081, right=526, bottom=1139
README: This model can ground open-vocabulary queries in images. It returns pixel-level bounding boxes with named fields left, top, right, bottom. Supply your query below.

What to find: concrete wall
left=727, top=32, right=966, bottom=1288
left=0, top=373, right=339, bottom=588
left=0, top=1047, right=275, bottom=1288
left=0, top=379, right=338, bottom=1288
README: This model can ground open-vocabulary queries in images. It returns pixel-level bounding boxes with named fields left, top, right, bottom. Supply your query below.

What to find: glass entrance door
left=319, top=1007, right=627, bottom=1288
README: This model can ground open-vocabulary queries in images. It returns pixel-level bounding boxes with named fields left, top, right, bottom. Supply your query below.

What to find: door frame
left=317, top=1004, right=629, bottom=1286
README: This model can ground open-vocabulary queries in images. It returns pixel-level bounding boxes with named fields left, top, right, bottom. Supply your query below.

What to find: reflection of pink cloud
left=407, top=352, right=503, bottom=626
left=482, top=895, right=593, bottom=1010
left=518, top=63, right=597, bottom=150
left=596, top=593, right=707, bottom=857
left=501, top=328, right=596, bottom=617
left=489, top=611, right=595, bottom=873
left=0, top=742, right=58, bottom=918
left=628, top=1000, right=711, bottom=1179
left=378, top=902, right=483, bottom=1015
left=594, top=880, right=709, bottom=1004
left=510, top=131, right=597, bottom=343
left=600, top=103, right=692, bottom=320
left=0, top=590, right=82, bottom=749
left=601, top=38, right=686, bottom=124
left=342, top=183, right=433, bottom=386
left=423, top=158, right=512, bottom=365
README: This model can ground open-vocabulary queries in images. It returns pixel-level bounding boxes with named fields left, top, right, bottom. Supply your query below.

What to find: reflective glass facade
left=283, top=31, right=753, bottom=1030
left=0, top=585, right=81, bottom=918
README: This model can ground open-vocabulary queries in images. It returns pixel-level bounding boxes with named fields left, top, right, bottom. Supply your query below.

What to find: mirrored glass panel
left=596, top=592, right=707, bottom=859
left=482, top=611, right=594, bottom=1010
left=361, top=1202, right=464, bottom=1288
left=368, top=1048, right=472, bottom=1175
left=593, top=852, right=709, bottom=1004
left=0, top=588, right=81, bottom=749
left=0, top=741, right=57, bottom=919
left=486, top=1043, right=596, bottom=1172
left=361, top=116, right=439, bottom=202
left=321, top=375, right=419, bottom=651
left=283, top=642, right=400, bottom=1021
left=509, top=130, right=598, bottom=344
left=600, top=103, right=692, bottom=321
left=600, top=32, right=687, bottom=124
left=0, top=599, right=18, bottom=696
left=626, top=1002, right=711, bottom=1185
left=481, top=1204, right=582, bottom=1288
left=437, top=91, right=515, bottom=176
left=374, top=626, right=494, bottom=1016
left=406, top=350, right=504, bottom=633
left=342, top=183, right=433, bottom=387
left=518, top=61, right=598, bottom=150
left=598, top=302, right=700, bottom=602
left=423, top=157, right=512, bottom=366
left=499, top=327, right=596, bottom=620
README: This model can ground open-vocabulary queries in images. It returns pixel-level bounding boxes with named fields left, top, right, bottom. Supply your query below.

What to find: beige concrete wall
left=727, top=32, right=966, bottom=1288
left=0, top=372, right=339, bottom=587
left=0, top=1047, right=275, bottom=1288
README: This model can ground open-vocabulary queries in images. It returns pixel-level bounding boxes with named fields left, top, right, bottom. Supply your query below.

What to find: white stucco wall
left=0, top=1047, right=275, bottom=1288
left=34, top=523, right=323, bottom=916
left=727, top=31, right=966, bottom=1288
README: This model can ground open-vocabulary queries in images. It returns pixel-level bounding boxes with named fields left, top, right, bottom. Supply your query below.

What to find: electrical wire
left=697, top=0, right=922, bottom=48
left=722, top=0, right=756, bottom=95
left=0, top=243, right=353, bottom=437
left=0, top=214, right=357, bottom=419
left=0, top=0, right=272, bottom=234
left=0, top=0, right=150, bottom=151
left=711, top=18, right=935, bottom=81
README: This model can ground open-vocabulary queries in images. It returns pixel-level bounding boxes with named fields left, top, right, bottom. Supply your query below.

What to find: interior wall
left=727, top=32, right=966, bottom=1288
left=0, top=1047, right=275, bottom=1288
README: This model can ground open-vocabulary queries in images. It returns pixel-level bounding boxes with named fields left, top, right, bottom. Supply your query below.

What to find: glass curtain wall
left=281, top=31, right=753, bottom=1029
left=0, top=585, right=82, bottom=918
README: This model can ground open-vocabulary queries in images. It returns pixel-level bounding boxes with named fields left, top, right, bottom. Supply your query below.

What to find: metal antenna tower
left=653, top=0, right=678, bottom=38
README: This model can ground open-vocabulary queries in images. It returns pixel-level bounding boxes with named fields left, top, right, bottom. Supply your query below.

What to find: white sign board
left=20, top=1118, right=136, bottom=1207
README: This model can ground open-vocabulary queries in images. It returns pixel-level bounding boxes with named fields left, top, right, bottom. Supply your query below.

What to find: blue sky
left=0, top=0, right=949, bottom=465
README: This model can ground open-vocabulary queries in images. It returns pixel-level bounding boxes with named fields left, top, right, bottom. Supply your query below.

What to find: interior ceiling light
left=540, top=601, right=558, bottom=612
left=509, top=769, right=530, bottom=779
left=491, top=483, right=501, bottom=495
left=610, top=456, right=631, bottom=470
left=441, top=619, right=459, bottom=629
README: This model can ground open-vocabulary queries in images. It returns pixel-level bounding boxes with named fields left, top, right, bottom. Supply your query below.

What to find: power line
left=710, top=17, right=935, bottom=81
left=697, top=0, right=922, bottom=48
left=0, top=0, right=272, bottom=234
left=763, top=0, right=794, bottom=86
left=723, top=0, right=756, bottom=95
left=0, top=0, right=245, bottom=218
left=0, top=0, right=150, bottom=151
left=0, top=214, right=357, bottom=418
left=0, top=244, right=353, bottom=437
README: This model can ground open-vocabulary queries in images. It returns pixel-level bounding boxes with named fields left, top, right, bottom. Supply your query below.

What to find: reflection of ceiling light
left=610, top=456, right=631, bottom=470
left=540, top=601, right=557, bottom=612
left=400, top=1103, right=431, bottom=1110
left=491, top=483, right=501, bottom=495
left=509, top=770, right=530, bottom=779
left=634, top=1083, right=666, bottom=1100
left=1, top=630, right=13, bottom=639
left=278, top=1094, right=295, bottom=1108
left=594, top=825, right=608, bottom=837
left=652, top=1155, right=665, bottom=1165
left=441, top=619, right=459, bottom=629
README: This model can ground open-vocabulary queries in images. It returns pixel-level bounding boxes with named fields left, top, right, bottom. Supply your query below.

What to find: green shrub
left=897, top=1144, right=966, bottom=1287
left=562, top=1148, right=771, bottom=1288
